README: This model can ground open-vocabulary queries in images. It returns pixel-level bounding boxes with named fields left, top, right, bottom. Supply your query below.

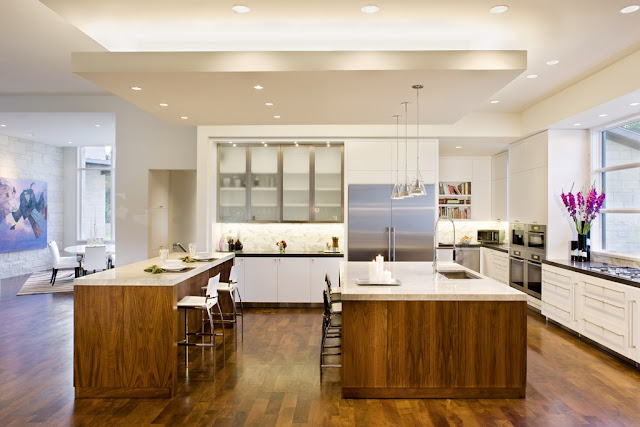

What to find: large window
left=596, top=119, right=640, bottom=255
left=78, top=147, right=115, bottom=241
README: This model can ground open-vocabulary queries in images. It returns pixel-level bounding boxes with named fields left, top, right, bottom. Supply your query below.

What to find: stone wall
left=0, top=134, right=64, bottom=279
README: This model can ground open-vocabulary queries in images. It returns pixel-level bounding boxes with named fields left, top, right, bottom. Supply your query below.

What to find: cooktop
left=588, top=265, right=640, bottom=282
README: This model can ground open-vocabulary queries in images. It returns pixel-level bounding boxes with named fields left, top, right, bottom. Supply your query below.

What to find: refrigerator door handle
left=386, top=227, right=391, bottom=261
left=391, top=226, right=396, bottom=261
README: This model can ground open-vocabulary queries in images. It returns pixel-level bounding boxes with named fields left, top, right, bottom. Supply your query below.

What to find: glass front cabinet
left=217, top=143, right=344, bottom=223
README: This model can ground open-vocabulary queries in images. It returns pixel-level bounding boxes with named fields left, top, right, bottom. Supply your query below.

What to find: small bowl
left=460, top=237, right=472, bottom=245
left=163, top=259, right=183, bottom=267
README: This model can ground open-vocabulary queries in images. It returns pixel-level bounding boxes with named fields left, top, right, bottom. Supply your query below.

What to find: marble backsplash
left=437, top=220, right=509, bottom=245
left=215, top=223, right=345, bottom=252
left=591, top=252, right=640, bottom=268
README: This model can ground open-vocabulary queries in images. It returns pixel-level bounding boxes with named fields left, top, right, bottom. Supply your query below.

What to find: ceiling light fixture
left=253, top=85, right=263, bottom=90
left=410, top=85, right=427, bottom=197
left=573, top=123, right=581, bottom=126
left=262, top=141, right=266, bottom=144
left=264, top=144, right=268, bottom=147
left=159, top=103, right=168, bottom=107
left=232, top=4, right=251, bottom=14
left=620, top=5, right=640, bottom=14
left=361, top=5, right=380, bottom=14
left=233, top=144, right=237, bottom=147
left=228, top=141, right=233, bottom=144
left=455, top=146, right=463, bottom=149
left=400, top=101, right=412, bottom=198
left=265, top=102, right=274, bottom=106
left=546, top=60, right=559, bottom=65
left=0, top=124, right=6, bottom=127
left=180, top=116, right=188, bottom=119
left=630, top=102, right=640, bottom=106
left=274, top=115, right=281, bottom=119
left=598, top=114, right=608, bottom=117
left=526, top=74, right=538, bottom=79
left=68, top=141, right=72, bottom=144
left=489, top=5, right=509, bottom=14
left=391, top=114, right=403, bottom=200
left=131, top=86, right=142, bottom=91
left=327, top=142, right=330, bottom=147
left=490, top=100, right=500, bottom=104
left=294, top=142, right=299, bottom=146
left=95, top=124, right=100, bottom=127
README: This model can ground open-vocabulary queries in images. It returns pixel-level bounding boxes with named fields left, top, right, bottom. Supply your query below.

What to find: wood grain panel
left=341, top=300, right=388, bottom=388
left=387, top=301, right=458, bottom=388
left=123, top=286, right=176, bottom=392
left=456, top=301, right=527, bottom=389
left=342, top=386, right=526, bottom=399
left=74, top=286, right=124, bottom=388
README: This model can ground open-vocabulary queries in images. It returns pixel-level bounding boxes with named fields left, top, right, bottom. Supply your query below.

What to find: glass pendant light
left=410, top=84, right=427, bottom=197
left=400, top=102, right=412, bottom=198
left=391, top=114, right=403, bottom=199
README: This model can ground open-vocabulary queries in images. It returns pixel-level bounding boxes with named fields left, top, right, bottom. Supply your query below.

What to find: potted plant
left=560, top=184, right=605, bottom=261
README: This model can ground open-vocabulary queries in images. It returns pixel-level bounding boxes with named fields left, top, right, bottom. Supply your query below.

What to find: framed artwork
left=0, top=177, right=48, bottom=253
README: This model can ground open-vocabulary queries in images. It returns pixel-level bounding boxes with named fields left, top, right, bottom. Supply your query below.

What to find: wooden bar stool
left=178, top=273, right=226, bottom=369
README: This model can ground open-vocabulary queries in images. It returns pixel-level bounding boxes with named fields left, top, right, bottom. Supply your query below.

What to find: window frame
left=77, top=146, right=116, bottom=243
left=591, top=114, right=640, bottom=256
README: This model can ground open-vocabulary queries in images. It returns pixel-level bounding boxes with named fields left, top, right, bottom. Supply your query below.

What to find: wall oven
left=511, top=223, right=526, bottom=248
left=526, top=224, right=546, bottom=254
left=509, top=224, right=545, bottom=301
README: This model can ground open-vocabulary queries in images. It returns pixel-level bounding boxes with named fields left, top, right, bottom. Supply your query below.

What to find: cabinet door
left=480, top=247, right=492, bottom=277
left=471, top=180, right=491, bottom=220
left=526, top=134, right=548, bottom=169
left=347, top=140, right=392, bottom=171
left=315, top=146, right=343, bottom=222
left=219, top=146, right=248, bottom=221
left=277, top=258, right=311, bottom=303
left=250, top=146, right=279, bottom=221
left=283, top=146, right=310, bottom=221
left=491, top=178, right=507, bottom=221
left=528, top=166, right=547, bottom=224
left=310, top=257, right=342, bottom=303
left=508, top=171, right=525, bottom=223
left=439, top=158, right=473, bottom=182
left=491, top=152, right=508, bottom=180
left=244, top=257, right=278, bottom=302
left=509, top=142, right=527, bottom=174
left=234, top=257, right=246, bottom=302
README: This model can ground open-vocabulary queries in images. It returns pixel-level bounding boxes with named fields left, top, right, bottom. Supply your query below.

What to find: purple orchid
left=560, top=184, right=605, bottom=235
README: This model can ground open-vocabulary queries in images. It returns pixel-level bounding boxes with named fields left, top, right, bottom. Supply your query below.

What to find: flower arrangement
left=276, top=240, right=287, bottom=252
left=560, top=184, right=605, bottom=235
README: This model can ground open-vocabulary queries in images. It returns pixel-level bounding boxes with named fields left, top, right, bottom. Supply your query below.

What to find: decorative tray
left=355, top=278, right=401, bottom=286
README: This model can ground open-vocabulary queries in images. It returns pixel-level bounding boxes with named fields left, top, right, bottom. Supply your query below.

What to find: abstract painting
left=0, top=177, right=47, bottom=253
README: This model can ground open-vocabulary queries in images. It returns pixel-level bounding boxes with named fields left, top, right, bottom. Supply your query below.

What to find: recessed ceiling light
left=265, top=102, right=274, bottom=106
left=526, top=74, right=538, bottom=79
left=454, top=146, right=463, bottom=149
left=261, top=141, right=266, bottom=144
left=630, top=102, right=640, bottom=106
left=546, top=60, right=559, bottom=65
left=159, top=103, right=168, bottom=107
left=180, top=116, right=189, bottom=119
left=361, top=5, right=380, bottom=14
left=131, top=86, right=142, bottom=91
left=68, top=141, right=72, bottom=144
left=0, top=124, right=6, bottom=127
left=294, top=142, right=299, bottom=146
left=620, top=5, right=640, bottom=14
left=573, top=123, right=581, bottom=126
left=264, top=144, right=268, bottom=147
left=26, top=133, right=33, bottom=137
left=327, top=142, right=331, bottom=147
left=598, top=114, right=608, bottom=117
left=253, top=85, right=263, bottom=90
left=232, top=4, right=250, bottom=14
left=490, top=100, right=500, bottom=104
left=95, top=124, right=100, bottom=128
left=233, top=144, right=237, bottom=147
left=274, top=115, right=281, bottom=119
left=228, top=141, right=233, bottom=144
left=489, top=5, right=509, bottom=14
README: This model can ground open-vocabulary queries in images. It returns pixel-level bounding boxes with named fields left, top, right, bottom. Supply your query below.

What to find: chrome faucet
left=433, top=216, right=456, bottom=273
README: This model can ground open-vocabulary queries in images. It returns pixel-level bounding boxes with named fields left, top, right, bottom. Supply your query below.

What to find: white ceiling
left=0, top=113, right=115, bottom=147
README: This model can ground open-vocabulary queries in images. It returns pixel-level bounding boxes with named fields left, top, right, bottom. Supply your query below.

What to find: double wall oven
left=509, top=224, right=546, bottom=300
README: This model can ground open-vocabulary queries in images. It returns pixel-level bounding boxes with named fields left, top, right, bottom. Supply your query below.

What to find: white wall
left=0, top=96, right=196, bottom=266
left=0, top=134, right=64, bottom=279
left=169, top=170, right=197, bottom=252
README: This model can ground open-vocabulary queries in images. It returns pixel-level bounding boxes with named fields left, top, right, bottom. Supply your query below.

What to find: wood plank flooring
left=2, top=273, right=640, bottom=425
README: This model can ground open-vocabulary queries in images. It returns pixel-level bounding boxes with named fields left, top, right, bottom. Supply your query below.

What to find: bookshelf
left=438, top=182, right=471, bottom=219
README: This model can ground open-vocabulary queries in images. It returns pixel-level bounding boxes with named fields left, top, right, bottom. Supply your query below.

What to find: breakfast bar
left=340, top=262, right=528, bottom=399
left=73, top=253, right=234, bottom=399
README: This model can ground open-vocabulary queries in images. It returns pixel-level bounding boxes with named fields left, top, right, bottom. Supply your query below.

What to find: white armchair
left=48, top=241, right=80, bottom=285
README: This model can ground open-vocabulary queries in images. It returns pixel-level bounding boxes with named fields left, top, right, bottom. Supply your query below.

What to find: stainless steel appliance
left=477, top=229, right=505, bottom=244
left=348, top=184, right=435, bottom=261
left=509, top=223, right=545, bottom=300
left=456, top=246, right=481, bottom=273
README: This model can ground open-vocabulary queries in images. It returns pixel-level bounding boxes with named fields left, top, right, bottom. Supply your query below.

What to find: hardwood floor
left=2, top=273, right=640, bottom=425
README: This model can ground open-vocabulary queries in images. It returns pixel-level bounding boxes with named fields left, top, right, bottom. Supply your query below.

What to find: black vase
left=577, top=234, right=589, bottom=262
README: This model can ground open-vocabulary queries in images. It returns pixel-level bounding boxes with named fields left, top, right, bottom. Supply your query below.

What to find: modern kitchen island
left=340, top=262, right=528, bottom=399
left=73, top=253, right=234, bottom=399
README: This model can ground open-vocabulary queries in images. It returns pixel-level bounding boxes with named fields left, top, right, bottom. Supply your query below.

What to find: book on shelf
left=439, top=206, right=471, bottom=219
left=438, top=182, right=471, bottom=196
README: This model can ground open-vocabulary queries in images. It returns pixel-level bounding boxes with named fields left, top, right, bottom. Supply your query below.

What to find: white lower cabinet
left=542, top=264, right=640, bottom=362
left=243, top=257, right=278, bottom=302
left=234, top=257, right=246, bottom=302
left=480, top=247, right=508, bottom=285
left=240, top=256, right=343, bottom=303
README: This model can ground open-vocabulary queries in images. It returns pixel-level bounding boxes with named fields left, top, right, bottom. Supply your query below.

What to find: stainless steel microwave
left=477, top=229, right=504, bottom=244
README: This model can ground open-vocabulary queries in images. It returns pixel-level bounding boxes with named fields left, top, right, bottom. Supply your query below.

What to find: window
left=595, top=119, right=640, bottom=255
left=78, top=147, right=115, bottom=241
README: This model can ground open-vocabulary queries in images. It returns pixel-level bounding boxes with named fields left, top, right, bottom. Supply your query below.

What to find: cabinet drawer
left=583, top=295, right=626, bottom=322
left=543, top=301, right=572, bottom=327
left=583, top=281, right=626, bottom=305
left=583, top=318, right=626, bottom=353
left=543, top=281, right=572, bottom=310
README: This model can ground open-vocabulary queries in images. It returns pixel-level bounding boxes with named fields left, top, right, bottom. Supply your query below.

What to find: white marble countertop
left=73, top=252, right=235, bottom=286
left=339, top=261, right=527, bottom=301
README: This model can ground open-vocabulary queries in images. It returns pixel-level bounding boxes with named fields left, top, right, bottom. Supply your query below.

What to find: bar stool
left=202, top=265, right=244, bottom=344
left=178, top=273, right=225, bottom=368
left=320, top=289, right=342, bottom=374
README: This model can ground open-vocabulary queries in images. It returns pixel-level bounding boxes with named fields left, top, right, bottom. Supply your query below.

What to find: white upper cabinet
left=347, top=140, right=393, bottom=171
left=439, top=157, right=473, bottom=182
left=509, top=132, right=549, bottom=224
left=472, top=158, right=492, bottom=181
left=509, top=141, right=527, bottom=174
left=491, top=152, right=508, bottom=221
left=491, top=152, right=508, bottom=180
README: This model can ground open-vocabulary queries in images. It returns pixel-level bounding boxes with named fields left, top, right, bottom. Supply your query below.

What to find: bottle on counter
left=228, top=238, right=235, bottom=252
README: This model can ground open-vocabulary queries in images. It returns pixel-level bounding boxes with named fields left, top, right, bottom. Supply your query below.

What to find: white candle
left=369, top=261, right=379, bottom=283
left=381, top=270, right=392, bottom=284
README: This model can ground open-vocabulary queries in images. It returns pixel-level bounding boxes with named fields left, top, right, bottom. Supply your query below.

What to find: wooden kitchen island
left=340, top=262, right=527, bottom=399
left=73, top=253, right=234, bottom=399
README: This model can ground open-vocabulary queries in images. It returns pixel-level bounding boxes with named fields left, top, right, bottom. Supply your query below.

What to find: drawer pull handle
left=630, top=300, right=636, bottom=349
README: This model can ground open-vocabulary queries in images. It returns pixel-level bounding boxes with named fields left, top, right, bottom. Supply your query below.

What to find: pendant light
left=391, top=114, right=403, bottom=199
left=410, top=84, right=427, bottom=196
left=400, top=102, right=412, bottom=198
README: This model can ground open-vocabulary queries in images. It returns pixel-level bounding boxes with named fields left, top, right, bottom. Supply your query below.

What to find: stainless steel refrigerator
left=348, top=184, right=435, bottom=261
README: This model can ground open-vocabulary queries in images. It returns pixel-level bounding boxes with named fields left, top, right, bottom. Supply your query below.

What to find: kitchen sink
left=438, top=271, right=481, bottom=280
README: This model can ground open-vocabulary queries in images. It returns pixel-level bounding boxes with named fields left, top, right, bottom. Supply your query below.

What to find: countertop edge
left=542, top=259, right=640, bottom=289
left=234, top=251, right=344, bottom=257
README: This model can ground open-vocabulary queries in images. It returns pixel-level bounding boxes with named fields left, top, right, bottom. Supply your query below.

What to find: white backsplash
left=215, top=223, right=345, bottom=252
left=437, top=220, right=509, bottom=245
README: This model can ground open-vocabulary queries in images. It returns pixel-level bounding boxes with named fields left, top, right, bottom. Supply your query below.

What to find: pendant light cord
left=404, top=102, right=409, bottom=183
left=395, top=115, right=400, bottom=183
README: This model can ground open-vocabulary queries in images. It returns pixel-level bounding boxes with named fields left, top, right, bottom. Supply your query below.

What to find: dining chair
left=178, top=273, right=226, bottom=369
left=82, top=246, right=108, bottom=275
left=48, top=241, right=80, bottom=285
left=108, top=253, right=116, bottom=269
